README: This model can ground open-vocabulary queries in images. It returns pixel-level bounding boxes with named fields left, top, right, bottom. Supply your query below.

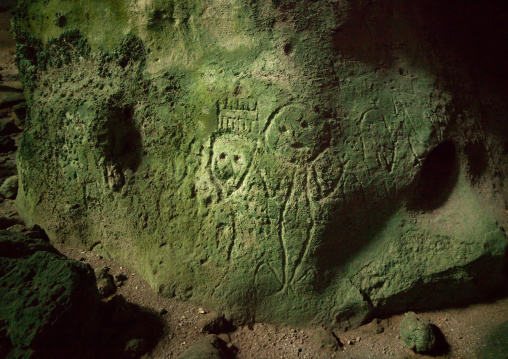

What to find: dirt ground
left=47, top=242, right=506, bottom=359
left=1, top=5, right=507, bottom=359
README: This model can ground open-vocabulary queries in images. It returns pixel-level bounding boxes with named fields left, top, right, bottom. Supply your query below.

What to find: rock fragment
left=0, top=175, right=17, bottom=199
left=0, top=231, right=100, bottom=358
left=95, top=266, right=117, bottom=298
left=199, top=313, right=231, bottom=334
left=313, top=327, right=342, bottom=352
left=177, top=335, right=233, bottom=359
left=399, top=312, right=436, bottom=353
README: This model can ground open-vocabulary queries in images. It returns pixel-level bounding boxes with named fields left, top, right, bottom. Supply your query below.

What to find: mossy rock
left=399, top=312, right=435, bottom=353
left=0, top=231, right=100, bottom=358
left=11, top=0, right=508, bottom=328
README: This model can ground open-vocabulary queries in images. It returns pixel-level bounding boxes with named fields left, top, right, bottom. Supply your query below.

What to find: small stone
left=124, top=338, right=147, bottom=359
left=313, top=327, right=342, bottom=352
left=199, top=307, right=206, bottom=314
left=399, top=312, right=436, bottom=353
left=176, top=335, right=231, bottom=359
left=95, top=266, right=117, bottom=298
left=0, top=175, right=18, bottom=199
left=199, top=312, right=231, bottom=334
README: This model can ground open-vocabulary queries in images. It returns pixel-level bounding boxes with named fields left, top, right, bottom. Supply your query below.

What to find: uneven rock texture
left=399, top=312, right=435, bottom=353
left=0, top=230, right=100, bottom=358
left=12, top=0, right=508, bottom=327
left=0, top=175, right=18, bottom=199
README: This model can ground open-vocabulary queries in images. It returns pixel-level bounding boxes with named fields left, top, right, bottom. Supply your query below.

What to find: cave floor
left=54, top=241, right=508, bottom=359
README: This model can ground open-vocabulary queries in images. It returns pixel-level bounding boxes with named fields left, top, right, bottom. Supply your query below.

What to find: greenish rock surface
left=399, top=312, right=436, bottom=353
left=0, top=230, right=100, bottom=358
left=11, top=0, right=508, bottom=327
left=0, top=175, right=18, bottom=199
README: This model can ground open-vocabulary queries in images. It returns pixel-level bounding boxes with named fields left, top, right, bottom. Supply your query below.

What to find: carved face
left=265, top=105, right=331, bottom=164
left=211, top=134, right=254, bottom=196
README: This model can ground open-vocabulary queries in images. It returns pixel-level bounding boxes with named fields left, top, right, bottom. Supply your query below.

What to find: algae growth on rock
left=12, top=0, right=508, bottom=327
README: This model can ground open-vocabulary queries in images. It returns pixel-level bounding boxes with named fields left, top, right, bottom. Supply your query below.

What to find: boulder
left=0, top=230, right=100, bottom=358
left=0, top=175, right=18, bottom=199
left=399, top=312, right=436, bottom=353
left=12, top=0, right=508, bottom=328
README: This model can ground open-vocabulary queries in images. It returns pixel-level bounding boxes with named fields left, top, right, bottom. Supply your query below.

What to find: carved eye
left=219, top=153, right=226, bottom=160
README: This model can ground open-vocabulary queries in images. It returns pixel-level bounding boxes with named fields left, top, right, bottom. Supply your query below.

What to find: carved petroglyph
left=217, top=98, right=259, bottom=135
left=196, top=100, right=342, bottom=297
left=360, top=108, right=396, bottom=174
left=211, top=135, right=255, bottom=196
left=265, top=105, right=331, bottom=164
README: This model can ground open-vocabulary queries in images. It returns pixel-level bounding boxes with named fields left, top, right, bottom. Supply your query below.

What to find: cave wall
left=12, top=0, right=508, bottom=327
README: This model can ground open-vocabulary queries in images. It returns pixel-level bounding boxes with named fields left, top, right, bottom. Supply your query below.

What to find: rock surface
left=177, top=335, right=232, bottom=359
left=313, top=327, right=342, bottom=352
left=199, top=313, right=231, bottom=335
left=0, top=175, right=17, bottom=199
left=0, top=230, right=100, bottom=358
left=95, top=266, right=117, bottom=298
left=399, top=312, right=436, bottom=353
left=11, top=0, right=508, bottom=327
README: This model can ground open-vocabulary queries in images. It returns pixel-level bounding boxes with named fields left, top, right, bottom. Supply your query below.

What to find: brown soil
left=1, top=5, right=507, bottom=359
left=25, top=242, right=508, bottom=359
